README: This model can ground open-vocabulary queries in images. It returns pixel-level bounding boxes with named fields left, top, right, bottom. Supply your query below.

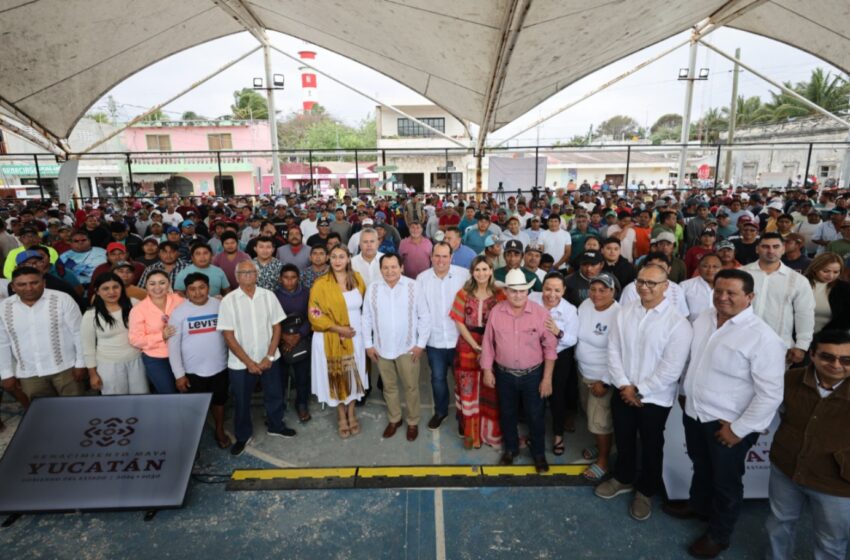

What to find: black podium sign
left=0, top=394, right=211, bottom=513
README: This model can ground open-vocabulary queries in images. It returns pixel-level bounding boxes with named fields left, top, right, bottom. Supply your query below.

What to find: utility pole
left=676, top=40, right=698, bottom=190
left=723, top=47, right=741, bottom=186
left=262, top=44, right=282, bottom=196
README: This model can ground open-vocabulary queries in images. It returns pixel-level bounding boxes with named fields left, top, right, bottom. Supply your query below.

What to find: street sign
left=437, top=166, right=456, bottom=172
left=374, top=165, right=398, bottom=173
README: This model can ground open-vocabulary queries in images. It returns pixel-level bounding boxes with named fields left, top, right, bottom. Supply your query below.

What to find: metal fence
left=1, top=141, right=848, bottom=204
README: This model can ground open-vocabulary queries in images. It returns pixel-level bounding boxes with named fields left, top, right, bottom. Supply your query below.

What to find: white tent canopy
left=1, top=0, right=848, bottom=148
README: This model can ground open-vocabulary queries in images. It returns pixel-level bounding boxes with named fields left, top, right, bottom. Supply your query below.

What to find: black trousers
left=683, top=414, right=759, bottom=546
left=611, top=396, right=671, bottom=497
left=549, top=347, right=576, bottom=434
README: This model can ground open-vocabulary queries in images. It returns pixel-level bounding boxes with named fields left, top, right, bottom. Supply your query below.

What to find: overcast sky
left=93, top=27, right=846, bottom=146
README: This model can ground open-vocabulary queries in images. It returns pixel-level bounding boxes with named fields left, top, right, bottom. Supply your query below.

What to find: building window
left=397, top=117, right=445, bottom=137
left=145, top=134, right=171, bottom=151
left=819, top=165, right=835, bottom=178
left=208, top=133, right=233, bottom=151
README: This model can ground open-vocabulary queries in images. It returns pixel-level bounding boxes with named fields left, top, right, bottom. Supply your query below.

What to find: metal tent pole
left=677, top=40, right=698, bottom=190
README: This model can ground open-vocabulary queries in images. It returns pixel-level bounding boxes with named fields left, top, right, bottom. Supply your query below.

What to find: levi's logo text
left=187, top=314, right=218, bottom=334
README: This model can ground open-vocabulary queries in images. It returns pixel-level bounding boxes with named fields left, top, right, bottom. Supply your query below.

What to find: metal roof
left=1, top=0, right=848, bottom=146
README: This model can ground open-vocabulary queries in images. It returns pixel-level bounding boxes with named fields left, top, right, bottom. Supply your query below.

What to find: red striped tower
left=298, top=50, right=317, bottom=112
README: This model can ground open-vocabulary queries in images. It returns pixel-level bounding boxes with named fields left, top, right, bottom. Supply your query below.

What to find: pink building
left=121, top=121, right=273, bottom=196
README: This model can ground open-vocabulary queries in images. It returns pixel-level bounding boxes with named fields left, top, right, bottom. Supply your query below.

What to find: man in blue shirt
left=446, top=226, right=476, bottom=270
left=462, top=213, right=493, bottom=255
left=174, top=243, right=230, bottom=297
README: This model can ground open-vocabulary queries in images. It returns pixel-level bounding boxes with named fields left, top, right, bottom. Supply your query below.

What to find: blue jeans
left=495, top=366, right=545, bottom=458
left=683, top=414, right=759, bottom=545
left=426, top=346, right=455, bottom=418
left=141, top=354, right=176, bottom=394
left=765, top=465, right=850, bottom=560
left=229, top=361, right=286, bottom=443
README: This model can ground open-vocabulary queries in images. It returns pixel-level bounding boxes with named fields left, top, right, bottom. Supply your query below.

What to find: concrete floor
left=0, top=362, right=821, bottom=560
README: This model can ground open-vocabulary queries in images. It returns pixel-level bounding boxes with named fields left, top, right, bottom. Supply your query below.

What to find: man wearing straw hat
left=480, top=268, right=558, bottom=473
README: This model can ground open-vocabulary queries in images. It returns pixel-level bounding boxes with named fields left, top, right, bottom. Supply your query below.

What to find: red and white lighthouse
left=298, top=50, right=318, bottom=112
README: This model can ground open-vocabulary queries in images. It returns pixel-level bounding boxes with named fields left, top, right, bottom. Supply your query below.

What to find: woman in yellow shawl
left=308, top=245, right=367, bottom=438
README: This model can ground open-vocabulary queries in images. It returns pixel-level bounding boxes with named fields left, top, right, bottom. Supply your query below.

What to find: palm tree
left=695, top=107, right=728, bottom=143
left=722, top=95, right=773, bottom=128
left=765, top=68, right=850, bottom=121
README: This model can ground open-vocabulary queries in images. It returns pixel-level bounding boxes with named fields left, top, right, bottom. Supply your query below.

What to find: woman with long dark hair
left=128, top=270, right=184, bottom=393
left=308, top=245, right=368, bottom=438
left=82, top=272, right=148, bottom=395
left=450, top=255, right=506, bottom=449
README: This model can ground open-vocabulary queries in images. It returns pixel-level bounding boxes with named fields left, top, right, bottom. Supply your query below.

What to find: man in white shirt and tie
left=362, top=253, right=430, bottom=442
left=0, top=266, right=85, bottom=399
left=596, top=264, right=693, bottom=522
left=665, top=269, right=786, bottom=559
left=742, top=232, right=815, bottom=365
left=351, top=228, right=384, bottom=286
left=416, top=241, right=469, bottom=430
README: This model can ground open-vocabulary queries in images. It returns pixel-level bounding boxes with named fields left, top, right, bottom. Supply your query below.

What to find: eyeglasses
left=635, top=279, right=666, bottom=289
left=814, top=352, right=850, bottom=367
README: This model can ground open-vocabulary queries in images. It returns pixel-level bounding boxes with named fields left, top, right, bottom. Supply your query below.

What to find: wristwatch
left=556, top=329, right=564, bottom=340
left=266, top=355, right=275, bottom=361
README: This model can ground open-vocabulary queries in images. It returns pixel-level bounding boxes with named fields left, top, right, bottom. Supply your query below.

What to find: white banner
left=487, top=156, right=547, bottom=192
left=56, top=160, right=79, bottom=204
left=662, top=405, right=777, bottom=500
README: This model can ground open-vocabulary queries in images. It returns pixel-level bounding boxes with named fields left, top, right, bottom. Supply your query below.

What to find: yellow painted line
left=482, top=465, right=587, bottom=476
left=231, top=468, right=357, bottom=480
left=358, top=466, right=481, bottom=478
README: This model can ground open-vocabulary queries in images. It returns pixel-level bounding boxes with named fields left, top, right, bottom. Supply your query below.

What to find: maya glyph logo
left=80, top=417, right=138, bottom=447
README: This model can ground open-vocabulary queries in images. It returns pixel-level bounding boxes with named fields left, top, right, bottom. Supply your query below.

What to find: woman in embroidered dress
left=450, top=255, right=505, bottom=449
left=308, top=245, right=367, bottom=439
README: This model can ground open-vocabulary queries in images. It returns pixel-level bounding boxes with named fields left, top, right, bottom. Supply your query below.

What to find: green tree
left=722, top=95, right=773, bottom=128
left=650, top=113, right=682, bottom=134
left=277, top=105, right=376, bottom=150
left=139, top=108, right=169, bottom=122
left=230, top=88, right=269, bottom=120
left=85, top=112, right=110, bottom=124
left=106, top=95, right=121, bottom=122
left=764, top=68, right=850, bottom=121
left=695, top=107, right=728, bottom=143
left=596, top=115, right=640, bottom=139
left=181, top=110, right=206, bottom=121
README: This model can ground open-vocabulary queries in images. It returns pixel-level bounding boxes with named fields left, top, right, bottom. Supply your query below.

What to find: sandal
left=298, top=410, right=312, bottom=423
left=552, top=437, right=565, bottom=456
left=348, top=415, right=361, bottom=435
left=582, top=463, right=609, bottom=482
left=582, top=446, right=599, bottom=461
left=338, top=417, right=351, bottom=439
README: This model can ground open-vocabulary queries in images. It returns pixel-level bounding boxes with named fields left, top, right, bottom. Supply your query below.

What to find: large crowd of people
left=0, top=183, right=848, bottom=558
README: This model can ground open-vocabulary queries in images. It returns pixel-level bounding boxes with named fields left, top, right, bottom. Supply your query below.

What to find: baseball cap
left=180, top=220, right=194, bottom=228
left=475, top=212, right=491, bottom=221
left=112, top=260, right=135, bottom=271
left=700, top=229, right=717, bottom=237
left=579, top=251, right=603, bottom=265
left=652, top=232, right=676, bottom=244
left=717, top=240, right=735, bottom=250
left=504, top=239, right=524, bottom=253
left=18, top=226, right=39, bottom=236
left=143, top=236, right=160, bottom=245
left=525, top=242, right=543, bottom=253
left=589, top=272, right=616, bottom=290
left=739, top=216, right=759, bottom=229
left=767, top=201, right=784, bottom=211
left=317, top=219, right=330, bottom=227
left=106, top=242, right=127, bottom=253
left=361, top=218, right=374, bottom=226
left=15, top=249, right=43, bottom=265
left=166, top=226, right=180, bottom=235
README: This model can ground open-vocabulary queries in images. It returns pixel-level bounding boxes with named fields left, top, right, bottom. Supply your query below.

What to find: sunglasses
left=814, top=352, right=850, bottom=367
